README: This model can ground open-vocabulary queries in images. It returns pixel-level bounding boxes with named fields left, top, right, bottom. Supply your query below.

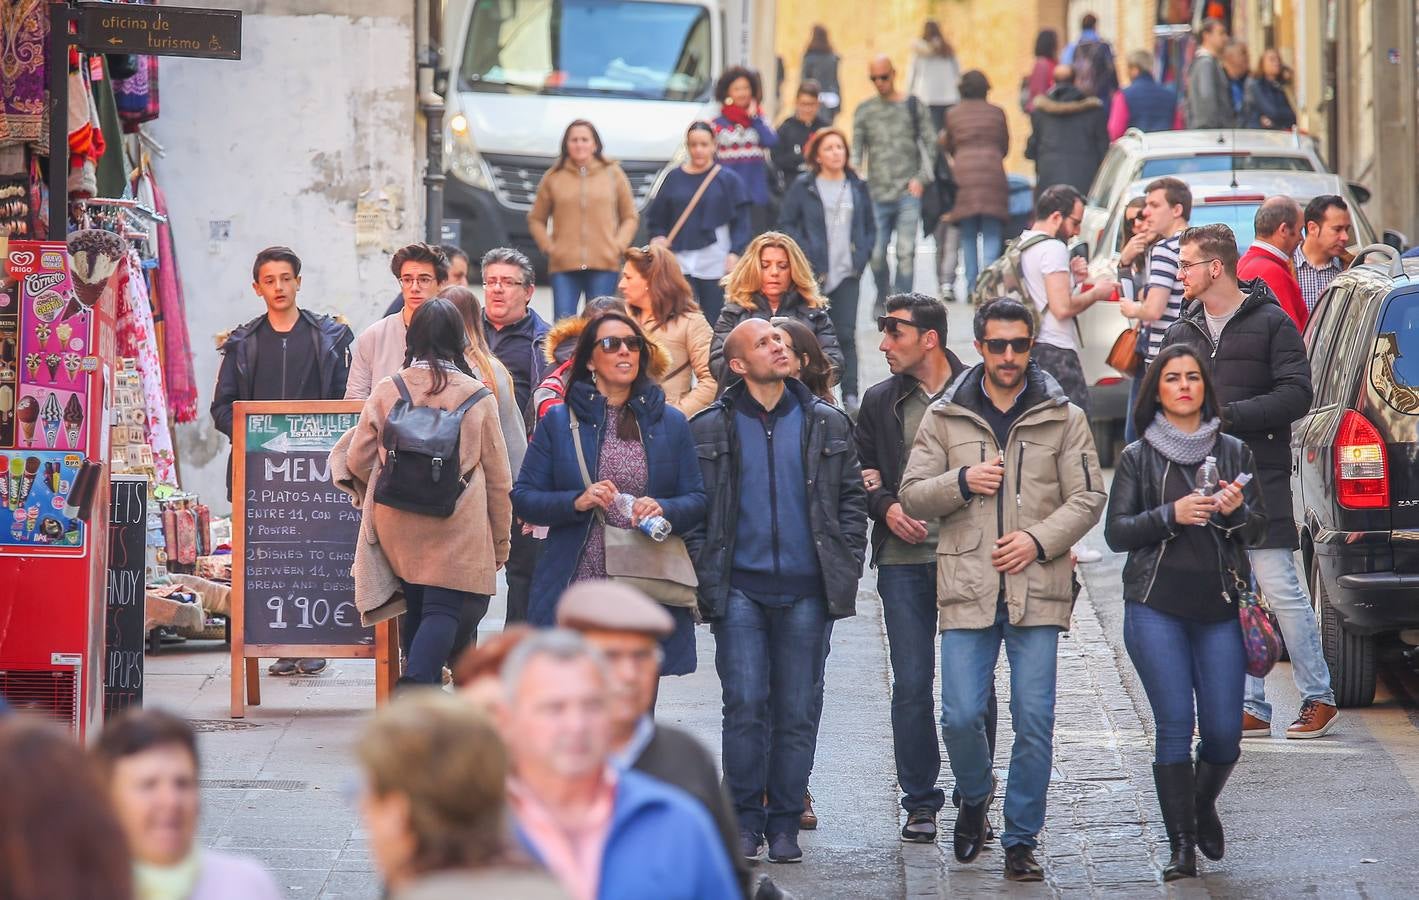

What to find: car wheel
left=1311, top=558, right=1377, bottom=708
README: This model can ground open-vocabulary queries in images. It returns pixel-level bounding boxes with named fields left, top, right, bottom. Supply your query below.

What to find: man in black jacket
left=771, top=81, right=826, bottom=195
left=687, top=317, right=867, bottom=866
left=1162, top=224, right=1339, bottom=741
left=211, top=246, right=353, bottom=678
left=854, top=292, right=969, bottom=843
left=1025, top=66, right=1109, bottom=197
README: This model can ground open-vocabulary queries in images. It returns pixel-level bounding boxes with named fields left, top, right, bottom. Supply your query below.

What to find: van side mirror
left=1349, top=182, right=1373, bottom=205
left=1383, top=229, right=1408, bottom=252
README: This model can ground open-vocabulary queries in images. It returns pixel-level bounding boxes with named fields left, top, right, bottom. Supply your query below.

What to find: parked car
left=1292, top=245, right=1419, bottom=706
left=1076, top=170, right=1378, bottom=466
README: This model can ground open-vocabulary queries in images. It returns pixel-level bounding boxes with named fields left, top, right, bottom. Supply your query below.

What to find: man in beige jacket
left=899, top=298, right=1105, bottom=882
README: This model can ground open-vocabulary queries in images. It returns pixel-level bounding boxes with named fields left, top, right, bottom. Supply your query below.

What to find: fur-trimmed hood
left=1033, top=87, right=1103, bottom=116
left=540, top=313, right=673, bottom=380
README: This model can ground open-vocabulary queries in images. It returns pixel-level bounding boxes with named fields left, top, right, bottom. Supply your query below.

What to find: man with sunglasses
left=900, top=298, right=1106, bottom=882
left=1161, top=224, right=1337, bottom=742
left=854, top=292, right=969, bottom=844
left=345, top=242, right=449, bottom=400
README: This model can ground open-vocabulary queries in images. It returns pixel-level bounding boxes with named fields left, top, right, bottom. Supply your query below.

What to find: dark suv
left=1293, top=245, right=1419, bottom=707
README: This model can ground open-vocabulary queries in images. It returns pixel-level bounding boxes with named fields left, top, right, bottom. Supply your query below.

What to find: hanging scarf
left=0, top=0, right=48, bottom=146
left=719, top=102, right=752, bottom=129
left=133, top=848, right=202, bottom=900
left=143, top=171, right=198, bottom=423
left=117, top=251, right=178, bottom=485
left=1142, top=413, right=1221, bottom=465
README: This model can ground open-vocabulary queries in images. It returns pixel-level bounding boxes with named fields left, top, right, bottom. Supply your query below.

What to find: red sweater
left=1238, top=244, right=1308, bottom=332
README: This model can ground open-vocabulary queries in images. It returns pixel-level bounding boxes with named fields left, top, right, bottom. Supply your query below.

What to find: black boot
left=1153, top=763, right=1198, bottom=881
left=1194, top=758, right=1235, bottom=861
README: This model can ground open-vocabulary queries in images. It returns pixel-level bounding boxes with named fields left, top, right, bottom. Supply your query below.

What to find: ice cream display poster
left=0, top=450, right=87, bottom=549
left=9, top=242, right=93, bottom=453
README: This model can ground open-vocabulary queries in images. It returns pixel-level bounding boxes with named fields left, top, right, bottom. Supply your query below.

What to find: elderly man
left=1237, top=197, right=1307, bottom=330
left=499, top=629, right=739, bottom=900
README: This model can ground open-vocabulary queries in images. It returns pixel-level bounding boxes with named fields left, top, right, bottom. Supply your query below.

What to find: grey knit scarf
left=1142, top=413, right=1221, bottom=465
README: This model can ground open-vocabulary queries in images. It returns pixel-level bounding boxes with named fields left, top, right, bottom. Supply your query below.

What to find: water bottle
left=1195, top=456, right=1219, bottom=496
left=613, top=492, right=672, bottom=542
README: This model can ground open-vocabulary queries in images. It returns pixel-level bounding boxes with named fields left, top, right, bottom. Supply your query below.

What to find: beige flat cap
left=556, top=580, right=675, bottom=638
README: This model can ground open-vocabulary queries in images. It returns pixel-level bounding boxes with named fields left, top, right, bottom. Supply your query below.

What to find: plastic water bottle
left=1196, top=456, right=1219, bottom=496
left=614, top=492, right=672, bottom=542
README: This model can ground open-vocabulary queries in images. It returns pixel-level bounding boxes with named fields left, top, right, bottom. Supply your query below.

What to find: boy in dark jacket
left=210, top=246, right=354, bottom=677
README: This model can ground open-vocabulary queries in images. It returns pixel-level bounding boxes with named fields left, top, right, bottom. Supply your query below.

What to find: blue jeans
left=1123, top=367, right=1144, bottom=444
left=1123, top=602, right=1244, bottom=765
left=398, top=582, right=480, bottom=685
left=957, top=214, right=1003, bottom=295
left=712, top=588, right=829, bottom=837
left=939, top=602, right=1060, bottom=850
left=1245, top=548, right=1336, bottom=720
left=550, top=269, right=619, bottom=319
left=879, top=564, right=947, bottom=813
left=871, top=193, right=921, bottom=298
left=689, top=277, right=725, bottom=329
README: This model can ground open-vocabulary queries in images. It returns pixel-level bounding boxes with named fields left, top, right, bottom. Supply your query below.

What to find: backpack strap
left=391, top=372, right=414, bottom=404
left=453, top=385, right=492, bottom=418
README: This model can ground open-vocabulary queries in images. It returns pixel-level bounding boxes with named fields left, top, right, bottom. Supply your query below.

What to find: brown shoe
left=1241, top=712, right=1271, bottom=738
left=1286, top=700, right=1340, bottom=739
left=800, top=790, right=818, bottom=830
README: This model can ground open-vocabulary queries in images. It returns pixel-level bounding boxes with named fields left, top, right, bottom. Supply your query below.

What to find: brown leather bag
left=1106, top=323, right=1144, bottom=378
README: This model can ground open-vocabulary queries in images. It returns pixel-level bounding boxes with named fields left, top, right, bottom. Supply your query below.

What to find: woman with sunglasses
left=619, top=245, right=719, bottom=416
left=1104, top=344, right=1265, bottom=882
left=513, top=312, right=707, bottom=675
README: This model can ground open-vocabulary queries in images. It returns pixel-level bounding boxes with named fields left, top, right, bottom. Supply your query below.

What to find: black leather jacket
left=1104, top=432, right=1268, bottom=604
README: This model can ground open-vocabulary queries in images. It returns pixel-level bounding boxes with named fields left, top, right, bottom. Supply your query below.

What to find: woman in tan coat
left=944, top=70, right=1010, bottom=294
left=618, top=245, right=717, bottom=415
left=345, top=298, right=512, bottom=686
left=529, top=119, right=639, bottom=320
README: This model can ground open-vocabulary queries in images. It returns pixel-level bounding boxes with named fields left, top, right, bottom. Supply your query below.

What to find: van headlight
left=447, top=113, right=493, bottom=191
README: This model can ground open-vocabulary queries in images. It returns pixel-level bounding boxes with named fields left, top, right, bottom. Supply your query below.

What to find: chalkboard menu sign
left=104, top=475, right=147, bottom=717
left=229, top=401, right=396, bottom=717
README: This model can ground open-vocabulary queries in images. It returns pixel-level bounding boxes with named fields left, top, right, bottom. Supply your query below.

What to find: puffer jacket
left=1160, top=277, right=1311, bottom=549
left=709, top=288, right=843, bottom=385
left=684, top=379, right=867, bottom=621
left=1104, top=432, right=1268, bottom=604
left=898, top=365, right=1106, bottom=630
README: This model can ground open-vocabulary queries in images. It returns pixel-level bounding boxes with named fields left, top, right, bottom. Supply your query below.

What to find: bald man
left=1238, top=196, right=1308, bottom=329
left=1025, top=64, right=1109, bottom=197
left=686, top=316, right=867, bottom=864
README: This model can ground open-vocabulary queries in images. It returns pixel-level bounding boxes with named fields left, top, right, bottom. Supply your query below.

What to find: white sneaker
left=1073, top=544, right=1103, bottom=564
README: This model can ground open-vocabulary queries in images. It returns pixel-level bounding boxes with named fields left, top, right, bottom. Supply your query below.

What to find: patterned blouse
left=573, top=405, right=648, bottom=581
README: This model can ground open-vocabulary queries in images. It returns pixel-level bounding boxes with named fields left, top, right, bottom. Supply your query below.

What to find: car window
left=1189, top=204, right=1259, bottom=249
left=1088, top=147, right=1129, bottom=208
left=1306, top=284, right=1350, bottom=403
left=1371, top=291, right=1419, bottom=414
left=1138, top=155, right=1316, bottom=178
left=1321, top=288, right=1370, bottom=406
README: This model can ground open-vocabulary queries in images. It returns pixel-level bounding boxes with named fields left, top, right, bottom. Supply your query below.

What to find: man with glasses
left=345, top=242, right=449, bottom=399
left=853, top=55, right=935, bottom=313
left=855, top=292, right=972, bottom=844
left=900, top=298, right=1105, bottom=882
left=1161, top=224, right=1338, bottom=743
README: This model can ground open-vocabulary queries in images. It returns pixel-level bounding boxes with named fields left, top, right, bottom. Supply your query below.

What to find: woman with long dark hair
left=619, top=245, right=718, bottom=415
left=909, top=20, right=961, bottom=133
left=801, top=25, right=842, bottom=122
left=774, top=317, right=836, bottom=404
left=1104, top=344, right=1266, bottom=881
left=529, top=119, right=639, bottom=318
left=645, top=121, right=752, bottom=324
left=341, top=298, right=512, bottom=686
left=712, top=66, right=778, bottom=236
left=1024, top=29, right=1059, bottom=112
left=1243, top=49, right=1297, bottom=130
left=513, top=312, right=707, bottom=677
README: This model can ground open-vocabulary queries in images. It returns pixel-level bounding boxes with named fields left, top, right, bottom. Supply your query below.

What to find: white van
left=442, top=0, right=767, bottom=271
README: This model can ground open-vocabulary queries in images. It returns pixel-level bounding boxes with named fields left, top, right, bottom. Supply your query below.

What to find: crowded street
left=7, top=1, right=1419, bottom=898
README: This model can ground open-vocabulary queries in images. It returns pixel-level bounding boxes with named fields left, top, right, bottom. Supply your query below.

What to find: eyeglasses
left=981, top=337, right=1033, bottom=355
left=876, top=315, right=926, bottom=336
left=482, top=278, right=525, bottom=288
left=399, top=275, right=437, bottom=287
left=596, top=335, right=643, bottom=353
left=1177, top=257, right=1219, bottom=276
left=1066, top=215, right=1083, bottom=228
left=869, top=73, right=893, bottom=82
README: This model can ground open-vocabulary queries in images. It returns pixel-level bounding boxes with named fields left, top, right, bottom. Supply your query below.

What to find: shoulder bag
left=1230, top=563, right=1281, bottom=677
left=567, top=405, right=699, bottom=608
left=665, top=165, right=722, bottom=246
left=1106, top=322, right=1144, bottom=377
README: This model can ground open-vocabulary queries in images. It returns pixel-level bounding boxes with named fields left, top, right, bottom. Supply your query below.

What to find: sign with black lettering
left=104, top=476, right=147, bottom=717
left=76, top=2, right=242, bottom=61
left=229, top=401, right=397, bottom=717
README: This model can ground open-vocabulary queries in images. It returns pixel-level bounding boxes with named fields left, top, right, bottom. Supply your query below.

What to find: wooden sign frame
left=230, top=400, right=396, bottom=717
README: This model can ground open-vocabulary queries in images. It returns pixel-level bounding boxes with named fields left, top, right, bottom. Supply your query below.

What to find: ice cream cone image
left=67, top=229, right=125, bottom=314
left=16, top=395, right=37, bottom=442
left=62, top=353, right=81, bottom=382
left=40, top=392, right=61, bottom=448
left=63, top=394, right=83, bottom=448
left=34, top=323, right=50, bottom=346
left=56, top=322, right=72, bottom=346
left=44, top=353, right=60, bottom=380
left=18, top=457, right=39, bottom=505
left=24, top=352, right=39, bottom=379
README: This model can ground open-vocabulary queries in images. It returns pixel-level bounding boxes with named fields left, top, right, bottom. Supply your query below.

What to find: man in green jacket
left=900, top=298, right=1106, bottom=882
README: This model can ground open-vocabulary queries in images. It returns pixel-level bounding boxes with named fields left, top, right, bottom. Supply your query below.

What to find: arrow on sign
left=108, top=37, right=122, bottom=45
left=262, top=432, right=291, bottom=453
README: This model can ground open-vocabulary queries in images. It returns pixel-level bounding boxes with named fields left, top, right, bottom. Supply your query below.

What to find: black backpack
left=373, top=373, right=490, bottom=518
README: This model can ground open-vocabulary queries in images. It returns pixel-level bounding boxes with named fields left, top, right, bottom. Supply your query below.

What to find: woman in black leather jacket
left=1103, top=344, right=1266, bottom=882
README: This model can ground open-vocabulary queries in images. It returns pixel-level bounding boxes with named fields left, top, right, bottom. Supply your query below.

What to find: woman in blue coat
left=512, top=311, right=707, bottom=674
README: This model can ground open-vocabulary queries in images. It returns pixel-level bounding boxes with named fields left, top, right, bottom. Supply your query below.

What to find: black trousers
left=503, top=526, right=542, bottom=626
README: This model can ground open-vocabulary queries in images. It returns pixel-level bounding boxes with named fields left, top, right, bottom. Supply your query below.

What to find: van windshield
left=461, top=0, right=712, bottom=101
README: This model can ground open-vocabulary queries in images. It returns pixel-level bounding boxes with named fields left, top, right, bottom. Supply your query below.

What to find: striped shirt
left=1293, top=245, right=1343, bottom=312
left=1144, top=236, right=1185, bottom=361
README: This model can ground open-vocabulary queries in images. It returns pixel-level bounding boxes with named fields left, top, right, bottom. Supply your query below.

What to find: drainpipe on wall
left=416, top=0, right=446, bottom=245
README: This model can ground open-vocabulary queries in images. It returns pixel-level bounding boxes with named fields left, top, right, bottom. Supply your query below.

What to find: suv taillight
left=1334, top=410, right=1389, bottom=509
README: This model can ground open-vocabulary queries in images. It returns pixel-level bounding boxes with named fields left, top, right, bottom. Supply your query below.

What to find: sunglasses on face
left=981, top=337, right=1033, bottom=355
left=596, top=335, right=643, bottom=353
left=876, top=315, right=925, bottom=336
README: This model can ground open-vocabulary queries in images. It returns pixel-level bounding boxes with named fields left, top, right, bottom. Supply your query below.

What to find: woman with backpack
left=339, top=298, right=513, bottom=686
left=1103, top=345, right=1266, bottom=881
left=512, top=311, right=707, bottom=676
